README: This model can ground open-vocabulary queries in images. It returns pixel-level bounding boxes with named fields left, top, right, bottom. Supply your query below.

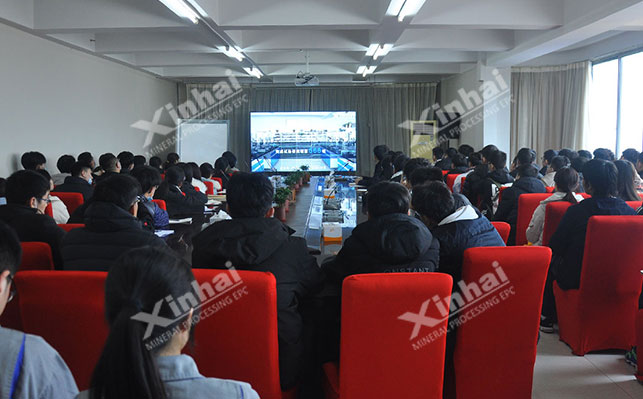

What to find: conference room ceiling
left=2, top=0, right=643, bottom=84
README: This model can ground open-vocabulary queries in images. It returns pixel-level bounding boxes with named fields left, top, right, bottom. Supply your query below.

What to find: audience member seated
left=540, top=149, right=558, bottom=176
left=401, top=157, right=430, bottom=189
left=36, top=170, right=70, bottom=224
left=20, top=151, right=46, bottom=171
left=458, top=144, right=475, bottom=158
left=434, top=147, right=457, bottom=171
left=0, top=178, right=6, bottom=205
left=222, top=151, right=240, bottom=173
left=494, top=163, right=546, bottom=245
left=593, top=148, right=615, bottom=161
left=163, top=152, right=180, bottom=171
left=95, top=153, right=121, bottom=183
left=615, top=160, right=642, bottom=198
left=149, top=156, right=163, bottom=172
left=178, top=163, right=208, bottom=201
left=510, top=147, right=539, bottom=178
left=133, top=155, right=146, bottom=168
left=621, top=148, right=640, bottom=165
left=391, top=153, right=410, bottom=183
left=541, top=155, right=571, bottom=187
left=0, top=170, right=65, bottom=268
left=213, top=157, right=231, bottom=190
left=188, top=162, right=207, bottom=193
left=541, top=159, right=637, bottom=331
left=52, top=154, right=75, bottom=186
left=155, top=166, right=207, bottom=217
left=558, top=148, right=579, bottom=162
left=462, top=145, right=500, bottom=207
left=61, top=174, right=166, bottom=271
left=453, top=152, right=482, bottom=194
left=410, top=167, right=471, bottom=209
left=131, top=166, right=169, bottom=230
left=446, top=153, right=469, bottom=175
left=359, top=145, right=390, bottom=187
left=0, top=221, right=78, bottom=398
left=117, top=151, right=135, bottom=174
left=578, top=149, right=593, bottom=160
left=200, top=162, right=222, bottom=191
left=55, top=161, right=94, bottom=201
left=78, top=152, right=95, bottom=170
left=79, top=247, right=259, bottom=399
left=526, top=167, right=584, bottom=246
left=470, top=150, right=514, bottom=218
left=192, top=172, right=323, bottom=390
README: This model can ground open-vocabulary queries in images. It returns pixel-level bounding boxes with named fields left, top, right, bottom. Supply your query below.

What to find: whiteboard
left=177, top=119, right=229, bottom=166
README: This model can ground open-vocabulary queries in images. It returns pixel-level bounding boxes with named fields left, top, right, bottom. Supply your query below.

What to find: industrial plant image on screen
left=250, top=111, right=357, bottom=172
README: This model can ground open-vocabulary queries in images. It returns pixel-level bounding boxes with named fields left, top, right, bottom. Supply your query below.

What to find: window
left=589, top=51, right=643, bottom=156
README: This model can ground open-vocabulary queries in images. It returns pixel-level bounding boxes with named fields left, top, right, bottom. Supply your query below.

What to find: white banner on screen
left=177, top=119, right=229, bottom=166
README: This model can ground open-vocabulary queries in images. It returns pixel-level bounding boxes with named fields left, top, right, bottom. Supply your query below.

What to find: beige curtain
left=510, top=62, right=591, bottom=158
left=179, top=83, right=438, bottom=174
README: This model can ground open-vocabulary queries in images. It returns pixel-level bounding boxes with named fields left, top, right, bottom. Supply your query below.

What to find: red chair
left=453, top=246, right=552, bottom=399
left=58, top=223, right=85, bottom=233
left=626, top=201, right=642, bottom=210
left=554, top=216, right=643, bottom=355
left=546, top=186, right=555, bottom=193
left=442, top=170, right=449, bottom=176
left=323, top=273, right=453, bottom=399
left=160, top=173, right=165, bottom=180
left=16, top=271, right=109, bottom=390
left=19, top=242, right=55, bottom=271
left=44, top=203, right=53, bottom=217
left=515, top=193, right=552, bottom=246
left=491, top=222, right=511, bottom=244
left=51, top=192, right=84, bottom=215
left=203, top=180, right=215, bottom=195
left=542, top=202, right=573, bottom=246
left=152, top=199, right=167, bottom=211
left=637, top=310, right=643, bottom=382
left=446, top=174, right=458, bottom=191
left=194, top=186, right=201, bottom=192
left=212, top=177, right=223, bottom=190
left=498, top=186, right=509, bottom=202
left=188, top=270, right=283, bottom=399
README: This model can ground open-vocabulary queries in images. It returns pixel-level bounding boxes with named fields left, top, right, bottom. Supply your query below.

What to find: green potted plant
left=300, top=165, right=311, bottom=183
left=273, top=187, right=290, bottom=222
left=284, top=174, right=299, bottom=194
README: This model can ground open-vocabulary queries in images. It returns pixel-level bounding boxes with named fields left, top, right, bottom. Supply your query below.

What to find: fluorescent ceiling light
left=398, top=0, right=427, bottom=22
left=365, top=44, right=379, bottom=57
left=362, top=66, right=377, bottom=77
left=386, top=0, right=406, bottom=16
left=373, top=44, right=393, bottom=60
left=158, top=0, right=200, bottom=24
left=221, top=46, right=244, bottom=62
left=244, top=67, right=263, bottom=79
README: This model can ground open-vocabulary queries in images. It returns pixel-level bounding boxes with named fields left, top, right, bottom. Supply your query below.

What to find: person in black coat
left=212, top=157, right=231, bottom=190
left=494, top=164, right=545, bottom=245
left=94, top=153, right=121, bottom=184
left=54, top=162, right=94, bottom=201
left=410, top=167, right=472, bottom=210
left=358, top=144, right=390, bottom=187
left=154, top=166, right=207, bottom=217
left=0, top=171, right=66, bottom=269
left=541, top=159, right=637, bottom=331
left=465, top=151, right=514, bottom=217
left=192, top=172, right=324, bottom=390
left=61, top=175, right=166, bottom=271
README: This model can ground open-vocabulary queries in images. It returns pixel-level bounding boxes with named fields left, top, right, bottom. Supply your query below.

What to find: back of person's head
left=583, top=159, right=618, bottom=198
left=118, top=151, right=135, bottom=170
left=403, top=158, right=430, bottom=181
left=165, top=166, right=185, bottom=187
left=130, top=166, right=162, bottom=195
left=222, top=151, right=237, bottom=168
left=458, top=144, right=475, bottom=158
left=614, top=160, right=640, bottom=201
left=99, top=153, right=120, bottom=172
left=393, top=154, right=410, bottom=173
left=133, top=155, right=146, bottom=168
left=593, top=148, right=615, bottom=161
left=451, top=153, right=468, bottom=168
left=199, top=163, right=214, bottom=179
left=554, top=167, right=580, bottom=204
left=226, top=172, right=274, bottom=218
left=166, top=153, right=180, bottom=164
left=571, top=156, right=589, bottom=174
left=0, top=221, right=22, bottom=277
left=480, top=145, right=499, bottom=163
left=516, top=148, right=536, bottom=166
left=187, top=162, right=201, bottom=180
left=20, top=151, right=46, bottom=170
left=578, top=150, right=593, bottom=160
left=92, top=175, right=141, bottom=211
left=35, top=169, right=53, bottom=185
left=78, top=152, right=94, bottom=165
left=621, top=148, right=640, bottom=165
left=380, top=154, right=395, bottom=180
left=71, top=161, right=92, bottom=178
left=214, top=157, right=229, bottom=172
left=410, top=167, right=445, bottom=188
left=446, top=147, right=458, bottom=159
left=367, top=181, right=410, bottom=218
left=411, top=182, right=456, bottom=226
left=6, top=170, right=50, bottom=206
left=57, top=155, right=76, bottom=173
left=543, top=149, right=558, bottom=164
left=468, top=153, right=482, bottom=167
left=177, top=163, right=193, bottom=183
left=558, top=148, right=578, bottom=161
left=432, top=147, right=444, bottom=160
left=149, top=156, right=162, bottom=169
left=90, top=247, right=198, bottom=399
left=373, top=145, right=390, bottom=161
left=517, top=163, right=538, bottom=178
left=550, top=155, right=571, bottom=172
left=489, top=151, right=508, bottom=171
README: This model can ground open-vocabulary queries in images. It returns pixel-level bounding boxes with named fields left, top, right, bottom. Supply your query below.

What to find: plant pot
left=274, top=206, right=287, bottom=222
left=285, top=199, right=290, bottom=212
left=298, top=178, right=303, bottom=186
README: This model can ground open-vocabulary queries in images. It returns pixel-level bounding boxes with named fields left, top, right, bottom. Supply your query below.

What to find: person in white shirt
left=36, top=170, right=69, bottom=224
left=187, top=162, right=209, bottom=193
left=51, top=155, right=75, bottom=187
left=527, top=167, right=584, bottom=246
left=541, top=155, right=570, bottom=188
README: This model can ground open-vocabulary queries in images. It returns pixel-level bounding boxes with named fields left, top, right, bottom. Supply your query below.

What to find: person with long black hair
left=81, top=247, right=258, bottom=399
left=614, top=160, right=641, bottom=202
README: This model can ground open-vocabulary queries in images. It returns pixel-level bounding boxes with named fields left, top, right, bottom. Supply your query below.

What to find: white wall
left=0, top=22, right=177, bottom=177
left=440, top=66, right=485, bottom=150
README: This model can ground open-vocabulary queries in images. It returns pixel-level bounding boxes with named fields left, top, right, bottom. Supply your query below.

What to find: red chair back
left=626, top=201, right=642, bottom=210
left=446, top=174, right=458, bottom=191
left=212, top=177, right=223, bottom=189
left=491, top=222, right=511, bottom=244
left=325, top=273, right=453, bottom=399
left=19, top=242, right=54, bottom=271
left=194, top=186, right=201, bottom=192
left=442, top=170, right=449, bottom=176
left=516, top=193, right=552, bottom=245
left=203, top=180, right=215, bottom=195
left=51, top=192, right=84, bottom=214
left=498, top=186, right=509, bottom=202
left=58, top=223, right=85, bottom=233
left=16, top=271, right=109, bottom=390
left=454, top=246, right=552, bottom=398
left=152, top=199, right=167, bottom=211
left=542, top=202, right=573, bottom=246
left=554, top=216, right=643, bottom=355
left=546, top=186, right=555, bottom=193
left=188, top=269, right=282, bottom=399
left=580, top=193, right=591, bottom=199
left=44, top=203, right=53, bottom=217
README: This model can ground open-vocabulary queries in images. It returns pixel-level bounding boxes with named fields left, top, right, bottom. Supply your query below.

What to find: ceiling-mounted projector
left=295, top=71, right=319, bottom=87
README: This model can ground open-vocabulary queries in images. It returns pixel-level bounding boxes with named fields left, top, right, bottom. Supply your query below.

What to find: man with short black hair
left=61, top=175, right=166, bottom=271
left=593, top=148, right=615, bottom=161
left=0, top=221, right=79, bottom=398
left=410, top=167, right=472, bottom=209
left=77, top=152, right=95, bottom=169
left=52, top=155, right=75, bottom=186
left=20, top=152, right=46, bottom=170
left=192, top=172, right=323, bottom=390
left=458, top=144, right=474, bottom=158
left=117, top=151, right=135, bottom=173
left=402, top=158, right=431, bottom=189
left=540, top=149, right=558, bottom=176
left=222, top=151, right=239, bottom=173
left=358, top=145, right=390, bottom=187
left=0, top=171, right=66, bottom=268
left=133, top=155, right=146, bottom=168
left=55, top=162, right=94, bottom=201
left=154, top=166, right=207, bottom=217
left=149, top=156, right=163, bottom=171
left=96, top=153, right=121, bottom=183
left=131, top=166, right=169, bottom=230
